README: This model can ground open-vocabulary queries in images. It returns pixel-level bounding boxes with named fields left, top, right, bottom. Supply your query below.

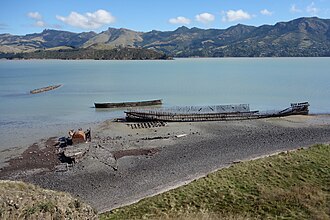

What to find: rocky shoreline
left=1, top=115, right=330, bottom=212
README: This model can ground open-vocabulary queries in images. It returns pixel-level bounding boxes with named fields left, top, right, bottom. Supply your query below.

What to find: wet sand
left=1, top=115, right=330, bottom=213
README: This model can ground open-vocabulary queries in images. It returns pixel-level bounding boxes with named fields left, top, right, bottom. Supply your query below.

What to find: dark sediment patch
left=112, top=148, right=160, bottom=160
left=0, top=137, right=60, bottom=178
left=141, top=136, right=170, bottom=140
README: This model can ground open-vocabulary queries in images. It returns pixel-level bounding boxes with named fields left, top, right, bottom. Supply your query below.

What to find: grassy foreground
left=0, top=180, right=97, bottom=219
left=101, top=144, right=330, bottom=220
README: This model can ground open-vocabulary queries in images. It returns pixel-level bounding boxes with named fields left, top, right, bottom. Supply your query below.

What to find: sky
left=0, top=0, right=330, bottom=35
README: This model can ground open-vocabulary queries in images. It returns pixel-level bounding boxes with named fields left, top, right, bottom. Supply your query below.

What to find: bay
left=0, top=58, right=329, bottom=149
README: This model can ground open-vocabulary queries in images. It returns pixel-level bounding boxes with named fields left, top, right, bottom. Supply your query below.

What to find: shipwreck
left=94, top=99, right=162, bottom=108
left=30, top=84, right=62, bottom=94
left=125, top=102, right=310, bottom=122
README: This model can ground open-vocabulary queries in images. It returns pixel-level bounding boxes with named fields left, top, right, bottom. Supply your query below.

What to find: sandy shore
left=1, top=115, right=330, bottom=213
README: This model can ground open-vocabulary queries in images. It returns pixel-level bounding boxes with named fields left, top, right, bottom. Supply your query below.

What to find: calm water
left=0, top=58, right=330, bottom=149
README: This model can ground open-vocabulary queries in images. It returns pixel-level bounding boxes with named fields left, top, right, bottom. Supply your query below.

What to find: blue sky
left=1, top=0, right=329, bottom=35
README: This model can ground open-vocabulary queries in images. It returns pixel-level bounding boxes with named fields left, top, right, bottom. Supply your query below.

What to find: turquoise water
left=0, top=58, right=330, bottom=148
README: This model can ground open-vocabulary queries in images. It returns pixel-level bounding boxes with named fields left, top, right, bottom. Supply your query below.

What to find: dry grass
left=101, top=144, right=330, bottom=220
left=0, top=180, right=97, bottom=220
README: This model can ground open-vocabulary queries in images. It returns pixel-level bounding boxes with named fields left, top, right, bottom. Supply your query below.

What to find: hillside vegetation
left=101, top=144, right=330, bottom=220
left=1, top=47, right=169, bottom=60
left=1, top=17, right=330, bottom=57
left=0, top=180, right=97, bottom=219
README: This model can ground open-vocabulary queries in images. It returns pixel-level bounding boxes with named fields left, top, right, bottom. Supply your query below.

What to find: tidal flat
left=1, top=115, right=330, bottom=213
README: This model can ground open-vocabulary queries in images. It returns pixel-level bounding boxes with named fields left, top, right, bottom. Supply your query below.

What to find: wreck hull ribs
left=125, top=111, right=260, bottom=122
left=125, top=102, right=310, bottom=122
left=94, top=99, right=162, bottom=108
left=276, top=102, right=310, bottom=116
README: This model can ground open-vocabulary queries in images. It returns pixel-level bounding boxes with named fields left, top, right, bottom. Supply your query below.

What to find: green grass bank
left=101, top=144, right=330, bottom=220
left=0, top=180, right=97, bottom=219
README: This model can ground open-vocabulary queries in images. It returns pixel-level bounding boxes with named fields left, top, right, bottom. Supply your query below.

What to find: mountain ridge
left=1, top=17, right=330, bottom=57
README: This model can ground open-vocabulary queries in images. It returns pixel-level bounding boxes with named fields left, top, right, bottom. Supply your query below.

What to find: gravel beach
left=1, top=115, right=330, bottom=213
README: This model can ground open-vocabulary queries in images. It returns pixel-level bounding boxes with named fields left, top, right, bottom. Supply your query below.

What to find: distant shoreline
left=0, top=48, right=171, bottom=60
left=2, top=56, right=330, bottom=61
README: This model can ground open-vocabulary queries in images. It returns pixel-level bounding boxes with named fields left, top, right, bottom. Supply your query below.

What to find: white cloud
left=169, top=16, right=191, bottom=25
left=27, top=12, right=46, bottom=27
left=222, top=10, right=251, bottom=22
left=195, top=13, right=215, bottom=24
left=35, top=20, right=46, bottom=27
left=56, top=9, right=115, bottom=29
left=290, top=4, right=302, bottom=13
left=27, top=12, right=42, bottom=20
left=306, top=2, right=319, bottom=15
left=260, top=9, right=273, bottom=16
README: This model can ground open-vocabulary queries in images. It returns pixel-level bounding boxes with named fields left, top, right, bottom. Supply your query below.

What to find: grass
left=0, top=180, right=97, bottom=219
left=1, top=144, right=329, bottom=219
left=100, top=144, right=330, bottom=220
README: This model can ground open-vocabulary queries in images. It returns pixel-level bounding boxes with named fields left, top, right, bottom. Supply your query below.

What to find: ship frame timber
left=125, top=110, right=260, bottom=122
left=124, top=102, right=310, bottom=122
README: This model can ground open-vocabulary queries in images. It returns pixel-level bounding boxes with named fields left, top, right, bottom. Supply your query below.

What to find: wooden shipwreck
left=94, top=99, right=162, bottom=108
left=125, top=102, right=310, bottom=122
left=30, top=84, right=62, bottom=94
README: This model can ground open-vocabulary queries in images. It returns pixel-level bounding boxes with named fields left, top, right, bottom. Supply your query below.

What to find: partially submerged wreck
left=30, top=84, right=62, bottom=94
left=125, top=102, right=310, bottom=122
left=94, top=99, right=162, bottom=108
